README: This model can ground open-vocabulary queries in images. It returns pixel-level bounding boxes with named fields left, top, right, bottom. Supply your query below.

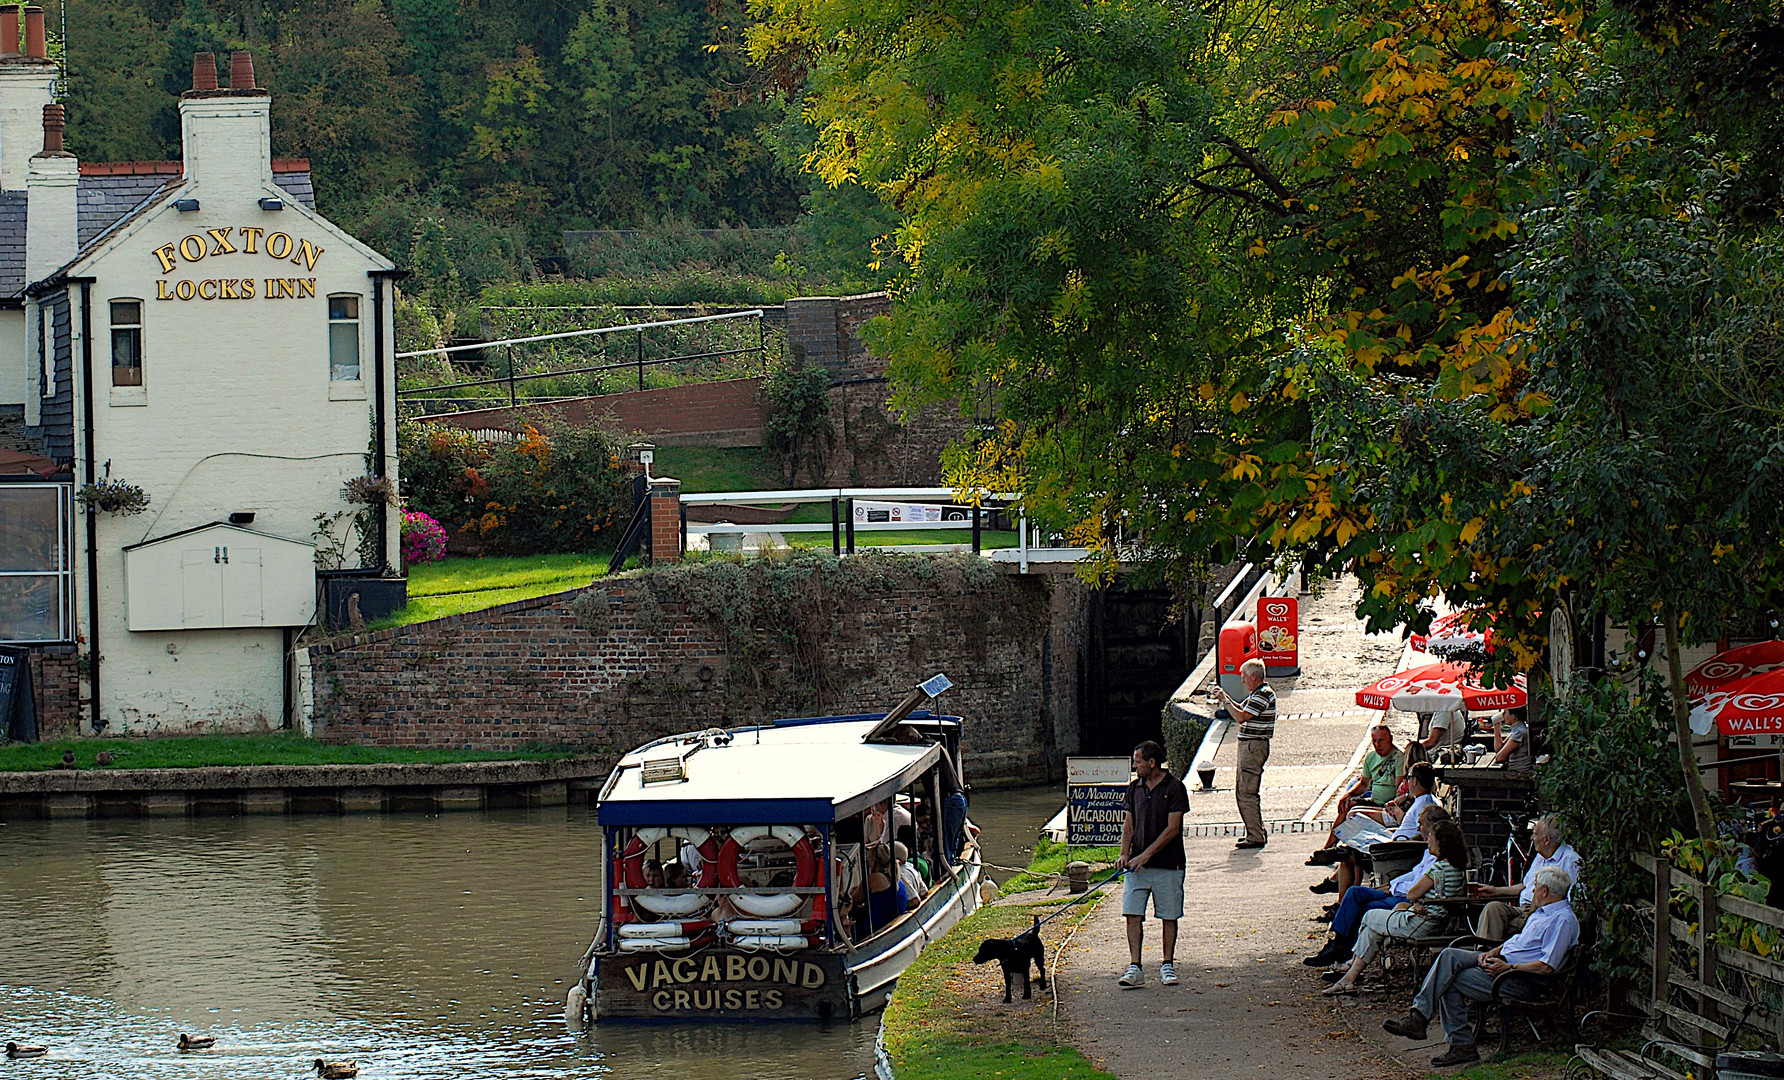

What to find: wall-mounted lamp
left=228, top=511, right=256, bottom=525
left=258, top=197, right=284, bottom=211
left=174, top=198, right=200, bottom=212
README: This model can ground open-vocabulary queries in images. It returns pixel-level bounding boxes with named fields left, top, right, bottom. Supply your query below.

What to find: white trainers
left=1160, top=961, right=1179, bottom=986
left=1118, top=964, right=1144, bottom=988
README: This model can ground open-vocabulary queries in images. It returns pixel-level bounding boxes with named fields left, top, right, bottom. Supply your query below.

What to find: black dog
left=972, top=918, right=1048, bottom=1003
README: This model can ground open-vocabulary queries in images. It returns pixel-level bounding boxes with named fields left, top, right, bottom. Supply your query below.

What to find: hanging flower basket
left=76, top=479, right=150, bottom=516
left=342, top=474, right=400, bottom=507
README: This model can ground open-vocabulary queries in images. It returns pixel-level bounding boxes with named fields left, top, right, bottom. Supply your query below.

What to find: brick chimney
left=179, top=50, right=273, bottom=192
left=25, top=102, right=77, bottom=285
left=0, top=2, right=55, bottom=191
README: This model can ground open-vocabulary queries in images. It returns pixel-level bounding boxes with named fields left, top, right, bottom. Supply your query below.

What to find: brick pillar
left=648, top=476, right=682, bottom=564
left=784, top=296, right=842, bottom=374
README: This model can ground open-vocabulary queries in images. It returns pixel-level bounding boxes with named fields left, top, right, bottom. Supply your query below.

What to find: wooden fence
left=1630, top=853, right=1784, bottom=1070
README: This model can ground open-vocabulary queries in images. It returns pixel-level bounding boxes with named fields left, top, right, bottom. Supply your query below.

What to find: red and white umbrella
left=1410, top=608, right=1495, bottom=654
left=1356, top=661, right=1527, bottom=713
left=1685, top=640, right=1784, bottom=700
left=1690, top=669, right=1784, bottom=736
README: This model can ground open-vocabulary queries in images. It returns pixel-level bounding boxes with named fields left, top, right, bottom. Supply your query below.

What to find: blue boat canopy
left=596, top=712, right=959, bottom=827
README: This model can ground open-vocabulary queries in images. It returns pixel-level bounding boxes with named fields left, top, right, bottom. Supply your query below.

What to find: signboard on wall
left=1255, top=596, right=1301, bottom=678
left=0, top=645, right=39, bottom=743
left=1066, top=756, right=1130, bottom=846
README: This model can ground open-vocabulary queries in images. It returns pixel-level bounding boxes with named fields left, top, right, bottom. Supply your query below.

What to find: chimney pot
left=40, top=101, right=61, bottom=153
left=228, top=50, right=256, bottom=90
left=191, top=52, right=218, bottom=92
left=21, top=4, right=42, bottom=59
left=1, top=5, right=19, bottom=57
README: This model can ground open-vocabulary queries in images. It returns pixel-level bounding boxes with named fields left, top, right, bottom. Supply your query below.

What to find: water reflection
left=0, top=786, right=1062, bottom=1079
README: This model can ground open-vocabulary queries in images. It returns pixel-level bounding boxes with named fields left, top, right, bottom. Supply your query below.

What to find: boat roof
left=597, top=712, right=959, bottom=826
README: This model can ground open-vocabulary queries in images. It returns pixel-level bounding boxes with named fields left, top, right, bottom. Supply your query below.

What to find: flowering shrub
left=401, top=510, right=449, bottom=565
left=395, top=419, right=630, bottom=554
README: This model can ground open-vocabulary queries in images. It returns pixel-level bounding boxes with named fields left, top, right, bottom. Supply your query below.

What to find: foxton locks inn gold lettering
left=150, top=226, right=325, bottom=301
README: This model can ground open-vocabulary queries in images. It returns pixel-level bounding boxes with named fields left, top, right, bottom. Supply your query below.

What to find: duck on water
left=568, top=675, right=982, bottom=1025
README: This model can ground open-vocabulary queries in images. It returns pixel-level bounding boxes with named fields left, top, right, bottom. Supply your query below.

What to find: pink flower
left=401, top=510, right=449, bottom=565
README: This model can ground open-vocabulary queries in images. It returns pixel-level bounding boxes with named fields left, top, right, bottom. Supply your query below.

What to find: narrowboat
left=567, top=680, right=982, bottom=1024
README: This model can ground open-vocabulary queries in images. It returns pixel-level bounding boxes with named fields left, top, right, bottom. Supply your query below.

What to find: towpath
left=1057, top=576, right=1419, bottom=1079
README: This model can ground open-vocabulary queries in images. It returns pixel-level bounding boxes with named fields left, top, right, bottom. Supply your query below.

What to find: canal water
left=0, top=785, right=1063, bottom=1079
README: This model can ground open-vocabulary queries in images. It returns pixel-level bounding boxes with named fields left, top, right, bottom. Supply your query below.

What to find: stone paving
left=1056, top=576, right=1433, bottom=1079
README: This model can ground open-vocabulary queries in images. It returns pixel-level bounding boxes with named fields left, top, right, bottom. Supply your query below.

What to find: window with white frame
left=110, top=300, right=143, bottom=387
left=328, top=295, right=361, bottom=381
left=0, top=483, right=73, bottom=643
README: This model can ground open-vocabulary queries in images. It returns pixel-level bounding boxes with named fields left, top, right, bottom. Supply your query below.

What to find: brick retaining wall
left=28, top=647, right=81, bottom=738
left=305, top=553, right=1080, bottom=784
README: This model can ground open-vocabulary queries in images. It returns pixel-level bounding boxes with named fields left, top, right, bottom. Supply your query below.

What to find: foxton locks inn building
left=0, top=20, right=400, bottom=735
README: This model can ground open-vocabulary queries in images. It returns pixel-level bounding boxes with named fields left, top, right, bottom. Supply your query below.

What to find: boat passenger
left=894, top=841, right=927, bottom=904
left=864, top=844, right=911, bottom=931
left=642, top=858, right=665, bottom=889
left=663, top=863, right=691, bottom=890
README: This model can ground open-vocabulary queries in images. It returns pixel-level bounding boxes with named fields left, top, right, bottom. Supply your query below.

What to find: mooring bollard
left=1066, top=861, right=1090, bottom=894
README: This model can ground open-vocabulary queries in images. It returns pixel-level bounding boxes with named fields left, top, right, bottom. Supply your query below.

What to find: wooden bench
left=1572, top=855, right=1784, bottom=1080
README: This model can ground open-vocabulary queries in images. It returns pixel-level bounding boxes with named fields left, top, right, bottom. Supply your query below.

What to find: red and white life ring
left=716, top=826, right=818, bottom=889
left=619, top=827, right=722, bottom=889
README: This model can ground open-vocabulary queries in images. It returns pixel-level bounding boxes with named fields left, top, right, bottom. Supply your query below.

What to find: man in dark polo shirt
left=1115, top=740, right=1189, bottom=988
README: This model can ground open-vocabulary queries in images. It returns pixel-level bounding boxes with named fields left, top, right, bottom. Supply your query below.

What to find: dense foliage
left=396, top=421, right=631, bottom=555
left=763, top=358, right=834, bottom=484
left=1540, top=672, right=1693, bottom=980
left=749, top=0, right=1784, bottom=834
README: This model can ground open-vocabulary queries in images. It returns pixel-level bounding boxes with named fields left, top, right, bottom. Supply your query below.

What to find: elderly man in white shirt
left=1470, top=816, right=1581, bottom=940
left=1384, top=865, right=1580, bottom=1068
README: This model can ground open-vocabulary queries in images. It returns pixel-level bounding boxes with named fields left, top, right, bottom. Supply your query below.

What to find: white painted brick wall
left=68, top=90, right=398, bottom=733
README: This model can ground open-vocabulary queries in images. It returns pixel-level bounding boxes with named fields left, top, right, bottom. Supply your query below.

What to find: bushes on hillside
left=397, top=420, right=632, bottom=555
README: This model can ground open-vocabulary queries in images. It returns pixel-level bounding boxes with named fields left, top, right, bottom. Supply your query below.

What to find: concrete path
left=1052, top=577, right=1426, bottom=1079
left=1056, top=834, right=1415, bottom=1080
left=1181, top=576, right=1414, bottom=830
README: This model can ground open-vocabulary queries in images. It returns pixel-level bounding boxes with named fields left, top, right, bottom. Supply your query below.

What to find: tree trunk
left=1664, top=607, right=1717, bottom=839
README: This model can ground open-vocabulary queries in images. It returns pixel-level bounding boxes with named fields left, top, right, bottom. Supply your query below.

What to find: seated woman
left=862, top=844, right=909, bottom=934
left=642, top=858, right=665, bottom=889
left=1322, top=819, right=1469, bottom=995
left=1491, top=707, right=1534, bottom=773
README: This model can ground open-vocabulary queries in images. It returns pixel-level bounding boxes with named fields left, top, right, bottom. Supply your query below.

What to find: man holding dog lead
left=1115, top=740, right=1189, bottom=988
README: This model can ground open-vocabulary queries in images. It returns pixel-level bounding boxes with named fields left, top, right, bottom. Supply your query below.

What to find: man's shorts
left=1121, top=865, right=1185, bottom=921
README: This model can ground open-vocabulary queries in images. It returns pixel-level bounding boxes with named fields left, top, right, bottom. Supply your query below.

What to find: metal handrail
left=395, top=308, right=764, bottom=359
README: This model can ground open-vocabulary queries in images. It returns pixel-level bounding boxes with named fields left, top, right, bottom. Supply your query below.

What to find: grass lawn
left=0, top=732, right=580, bottom=772
left=997, top=837, right=1120, bottom=897
left=651, top=445, right=783, bottom=493
left=880, top=891, right=1115, bottom=1080
left=369, top=551, right=617, bottom=630
left=1440, top=1049, right=1575, bottom=1080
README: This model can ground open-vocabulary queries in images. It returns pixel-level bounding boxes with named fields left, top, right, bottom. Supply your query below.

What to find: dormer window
left=328, top=294, right=361, bottom=382
left=110, top=300, right=143, bottom=387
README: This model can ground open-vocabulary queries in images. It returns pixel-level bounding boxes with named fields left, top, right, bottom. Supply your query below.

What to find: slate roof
left=0, top=191, right=24, bottom=296
left=2, top=160, right=316, bottom=298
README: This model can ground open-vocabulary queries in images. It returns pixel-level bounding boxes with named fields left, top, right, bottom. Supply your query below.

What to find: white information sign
left=1065, top=756, right=1131, bottom=846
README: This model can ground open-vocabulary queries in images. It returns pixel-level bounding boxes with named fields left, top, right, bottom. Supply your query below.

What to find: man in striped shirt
left=1218, top=657, right=1276, bottom=849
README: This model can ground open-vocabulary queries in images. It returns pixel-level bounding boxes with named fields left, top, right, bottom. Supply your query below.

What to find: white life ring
left=717, top=826, right=818, bottom=887
left=731, top=892, right=805, bottom=918
left=618, top=936, right=695, bottom=953
left=725, top=918, right=804, bottom=936
left=619, top=826, right=721, bottom=889
left=632, top=891, right=710, bottom=918
left=619, top=920, right=713, bottom=939
left=731, top=934, right=809, bottom=952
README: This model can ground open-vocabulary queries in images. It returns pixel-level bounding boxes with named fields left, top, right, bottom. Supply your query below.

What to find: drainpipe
left=76, top=279, right=99, bottom=729
left=368, top=270, right=408, bottom=573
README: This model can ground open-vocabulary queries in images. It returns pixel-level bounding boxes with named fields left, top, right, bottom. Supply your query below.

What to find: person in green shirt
left=1309, top=725, right=1405, bottom=879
